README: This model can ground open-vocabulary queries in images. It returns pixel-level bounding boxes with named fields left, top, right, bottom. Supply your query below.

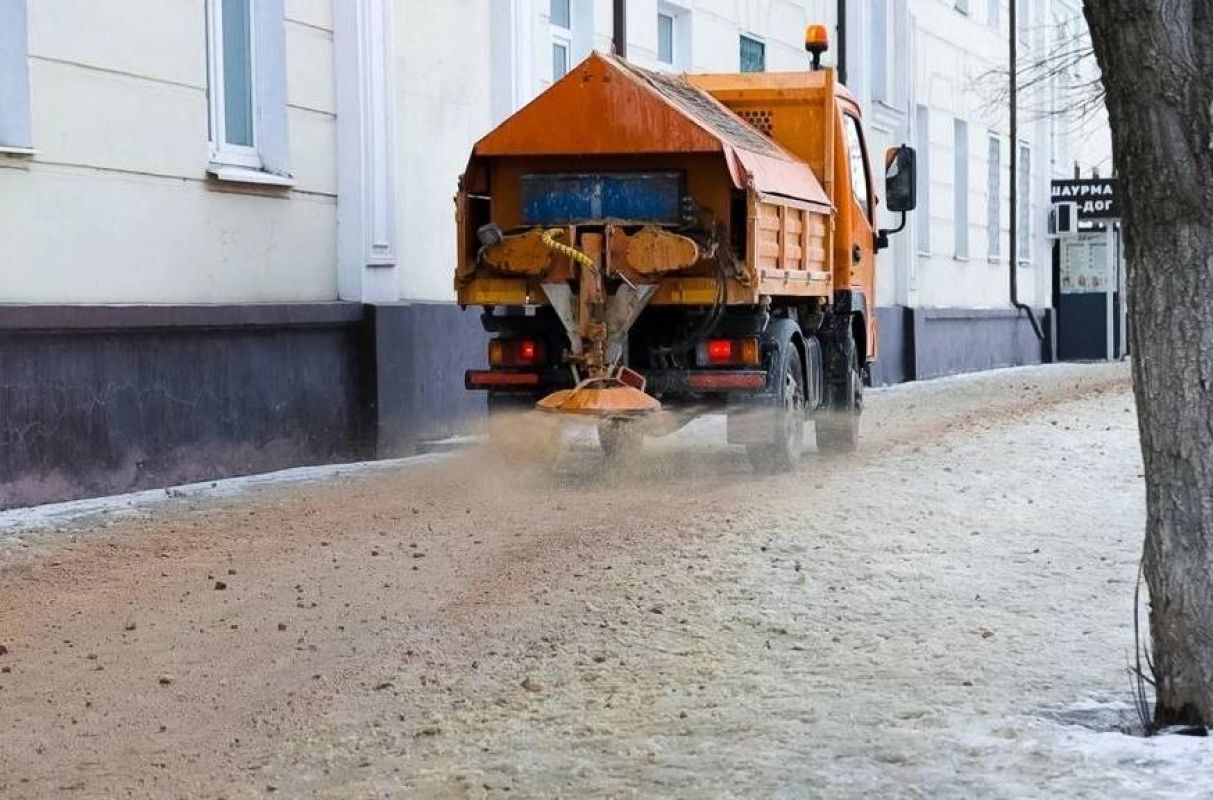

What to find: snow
left=5, top=360, right=1210, bottom=799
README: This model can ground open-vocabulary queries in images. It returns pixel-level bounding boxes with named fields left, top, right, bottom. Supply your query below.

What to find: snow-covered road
left=4, top=361, right=1206, bottom=799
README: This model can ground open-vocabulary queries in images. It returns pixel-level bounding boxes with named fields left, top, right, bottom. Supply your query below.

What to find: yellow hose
left=541, top=228, right=594, bottom=269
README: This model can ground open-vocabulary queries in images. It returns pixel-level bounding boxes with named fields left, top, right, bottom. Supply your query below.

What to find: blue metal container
left=521, top=172, right=684, bottom=225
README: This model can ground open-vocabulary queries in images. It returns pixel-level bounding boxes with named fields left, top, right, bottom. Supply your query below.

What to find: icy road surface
left=3, top=361, right=1207, bottom=799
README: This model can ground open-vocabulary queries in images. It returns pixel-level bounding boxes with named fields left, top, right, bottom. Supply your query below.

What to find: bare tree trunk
left=1084, top=1, right=1213, bottom=726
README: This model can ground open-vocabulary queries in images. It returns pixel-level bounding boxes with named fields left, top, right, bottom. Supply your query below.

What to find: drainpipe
left=836, top=0, right=847, bottom=84
left=1009, top=0, right=1044, bottom=341
left=613, top=0, right=626, bottom=58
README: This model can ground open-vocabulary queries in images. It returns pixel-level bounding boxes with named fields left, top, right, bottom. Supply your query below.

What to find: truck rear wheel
left=746, top=342, right=805, bottom=473
left=815, top=337, right=862, bottom=453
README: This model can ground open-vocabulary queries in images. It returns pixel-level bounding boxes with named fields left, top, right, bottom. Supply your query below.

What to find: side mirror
left=884, top=145, right=917, bottom=213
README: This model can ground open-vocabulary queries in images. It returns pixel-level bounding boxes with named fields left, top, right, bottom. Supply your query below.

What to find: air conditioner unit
left=1048, top=202, right=1079, bottom=238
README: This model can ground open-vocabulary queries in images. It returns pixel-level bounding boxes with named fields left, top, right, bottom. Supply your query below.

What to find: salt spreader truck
left=457, top=26, right=916, bottom=470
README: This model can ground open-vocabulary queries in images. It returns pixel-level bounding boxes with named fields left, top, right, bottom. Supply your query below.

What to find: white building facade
left=0, top=0, right=1109, bottom=507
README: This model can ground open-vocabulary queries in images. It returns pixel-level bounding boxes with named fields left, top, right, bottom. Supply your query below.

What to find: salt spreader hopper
left=458, top=29, right=917, bottom=469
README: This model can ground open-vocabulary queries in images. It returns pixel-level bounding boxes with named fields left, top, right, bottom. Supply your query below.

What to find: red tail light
left=489, top=339, right=546, bottom=367
left=696, top=338, right=760, bottom=367
left=706, top=340, right=733, bottom=362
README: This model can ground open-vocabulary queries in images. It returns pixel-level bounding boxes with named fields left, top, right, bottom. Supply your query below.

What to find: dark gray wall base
left=873, top=305, right=1052, bottom=385
left=872, top=306, right=914, bottom=385
left=0, top=305, right=374, bottom=509
left=0, top=302, right=490, bottom=510
left=368, top=303, right=486, bottom=456
left=2, top=299, right=1053, bottom=509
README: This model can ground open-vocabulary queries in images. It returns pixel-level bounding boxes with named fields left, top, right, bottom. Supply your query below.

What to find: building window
left=989, top=0, right=1000, bottom=26
left=987, top=134, right=1001, bottom=260
left=551, top=0, right=572, bottom=80
left=1017, top=142, right=1031, bottom=262
left=740, top=34, right=765, bottom=73
left=209, top=0, right=257, bottom=164
left=206, top=0, right=290, bottom=179
left=0, top=0, right=32, bottom=151
left=658, top=11, right=674, bottom=64
left=954, top=118, right=969, bottom=259
left=657, top=4, right=690, bottom=71
left=1017, top=0, right=1030, bottom=44
left=869, top=0, right=889, bottom=103
left=916, top=105, right=931, bottom=253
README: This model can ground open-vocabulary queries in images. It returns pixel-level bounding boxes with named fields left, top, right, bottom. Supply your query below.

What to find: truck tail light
left=489, top=339, right=546, bottom=367
left=696, top=337, right=760, bottom=367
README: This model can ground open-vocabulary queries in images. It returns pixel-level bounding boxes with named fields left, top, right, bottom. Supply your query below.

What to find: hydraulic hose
left=541, top=228, right=594, bottom=270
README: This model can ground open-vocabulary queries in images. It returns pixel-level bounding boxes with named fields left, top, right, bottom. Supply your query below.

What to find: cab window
left=843, top=114, right=873, bottom=221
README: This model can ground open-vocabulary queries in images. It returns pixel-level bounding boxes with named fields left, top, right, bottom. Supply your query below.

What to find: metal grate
left=737, top=109, right=774, bottom=137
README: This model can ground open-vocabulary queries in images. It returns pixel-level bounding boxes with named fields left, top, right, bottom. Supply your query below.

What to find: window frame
left=739, top=33, right=765, bottom=73
left=0, top=0, right=33, bottom=153
left=869, top=0, right=891, bottom=105
left=1017, top=141, right=1032, bottom=264
left=550, top=0, right=573, bottom=81
left=657, top=10, right=675, bottom=65
left=915, top=104, right=931, bottom=254
left=986, top=133, right=1002, bottom=261
left=207, top=0, right=262, bottom=170
left=954, top=117, right=969, bottom=259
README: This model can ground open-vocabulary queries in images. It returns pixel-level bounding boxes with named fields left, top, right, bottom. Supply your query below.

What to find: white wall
left=394, top=0, right=495, bottom=302
left=872, top=0, right=1107, bottom=312
left=2, top=0, right=1107, bottom=310
left=394, top=0, right=834, bottom=303
left=391, top=0, right=1110, bottom=312
left=0, top=0, right=338, bottom=304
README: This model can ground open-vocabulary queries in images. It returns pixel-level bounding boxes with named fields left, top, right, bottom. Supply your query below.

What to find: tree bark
left=1084, top=0, right=1213, bottom=726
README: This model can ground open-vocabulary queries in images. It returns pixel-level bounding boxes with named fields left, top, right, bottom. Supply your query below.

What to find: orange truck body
left=455, top=50, right=910, bottom=464
left=456, top=52, right=881, bottom=362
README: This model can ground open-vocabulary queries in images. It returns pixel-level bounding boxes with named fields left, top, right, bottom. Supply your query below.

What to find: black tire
left=598, top=418, right=644, bottom=460
left=746, top=342, right=806, bottom=473
left=815, top=336, right=862, bottom=453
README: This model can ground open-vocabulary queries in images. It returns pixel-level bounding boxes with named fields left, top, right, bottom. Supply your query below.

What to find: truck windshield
left=843, top=114, right=873, bottom=221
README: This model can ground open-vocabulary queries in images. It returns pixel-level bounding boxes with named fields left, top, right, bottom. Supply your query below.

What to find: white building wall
left=1, top=0, right=1110, bottom=312
left=0, top=0, right=339, bottom=304
left=394, top=1, right=496, bottom=302
left=394, top=0, right=834, bottom=304
left=393, top=0, right=1107, bottom=311
left=839, top=0, right=1106, bottom=312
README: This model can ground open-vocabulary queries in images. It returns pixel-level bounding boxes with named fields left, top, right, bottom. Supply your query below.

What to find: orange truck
left=455, top=27, right=916, bottom=470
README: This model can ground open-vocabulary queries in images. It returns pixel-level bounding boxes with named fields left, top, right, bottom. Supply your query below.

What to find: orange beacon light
left=805, top=24, right=829, bottom=69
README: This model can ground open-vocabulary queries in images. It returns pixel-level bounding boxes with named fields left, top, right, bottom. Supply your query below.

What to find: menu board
left=1060, top=237, right=1109, bottom=295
